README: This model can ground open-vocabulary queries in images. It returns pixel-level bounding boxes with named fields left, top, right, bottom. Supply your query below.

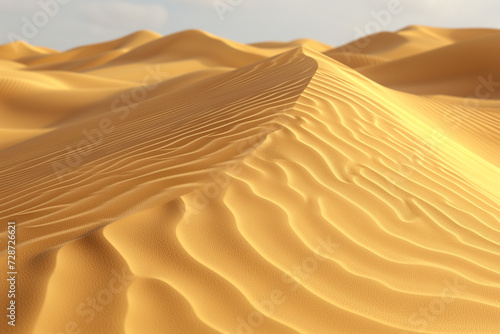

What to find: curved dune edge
left=0, top=26, right=499, bottom=334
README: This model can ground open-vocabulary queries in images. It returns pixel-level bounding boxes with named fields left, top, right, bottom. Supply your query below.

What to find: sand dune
left=0, top=41, right=56, bottom=61
left=358, top=32, right=500, bottom=97
left=0, top=26, right=499, bottom=334
left=324, top=25, right=499, bottom=70
left=251, top=39, right=333, bottom=53
left=18, top=30, right=161, bottom=70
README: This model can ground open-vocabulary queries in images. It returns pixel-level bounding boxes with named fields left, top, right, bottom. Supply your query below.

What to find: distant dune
left=0, top=26, right=499, bottom=334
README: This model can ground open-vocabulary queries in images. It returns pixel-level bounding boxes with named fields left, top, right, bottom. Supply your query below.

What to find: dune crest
left=0, top=27, right=499, bottom=334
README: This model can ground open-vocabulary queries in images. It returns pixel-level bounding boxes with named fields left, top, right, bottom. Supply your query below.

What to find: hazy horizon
left=1, top=0, right=500, bottom=51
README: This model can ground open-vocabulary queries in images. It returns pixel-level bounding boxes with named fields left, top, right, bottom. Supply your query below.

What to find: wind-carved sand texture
left=0, top=26, right=499, bottom=334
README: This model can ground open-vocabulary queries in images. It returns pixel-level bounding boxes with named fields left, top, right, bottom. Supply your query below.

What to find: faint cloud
left=171, top=0, right=213, bottom=6
left=171, top=0, right=262, bottom=9
left=1, top=0, right=500, bottom=52
left=0, top=0, right=40, bottom=11
left=81, top=1, right=168, bottom=29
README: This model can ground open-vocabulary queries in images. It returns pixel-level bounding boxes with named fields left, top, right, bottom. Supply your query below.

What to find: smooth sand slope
left=0, top=27, right=499, bottom=334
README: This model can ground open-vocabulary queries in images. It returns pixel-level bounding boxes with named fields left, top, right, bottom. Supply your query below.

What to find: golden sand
left=0, top=26, right=499, bottom=334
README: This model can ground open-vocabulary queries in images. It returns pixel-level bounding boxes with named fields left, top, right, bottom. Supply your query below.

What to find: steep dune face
left=0, top=27, right=499, bottom=334
left=0, top=41, right=57, bottom=61
left=19, top=30, right=162, bottom=71
left=323, top=25, right=499, bottom=70
left=358, top=33, right=500, bottom=97
left=85, top=30, right=310, bottom=83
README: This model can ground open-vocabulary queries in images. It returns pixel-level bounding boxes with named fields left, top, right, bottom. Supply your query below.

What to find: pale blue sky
left=1, top=0, right=499, bottom=51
